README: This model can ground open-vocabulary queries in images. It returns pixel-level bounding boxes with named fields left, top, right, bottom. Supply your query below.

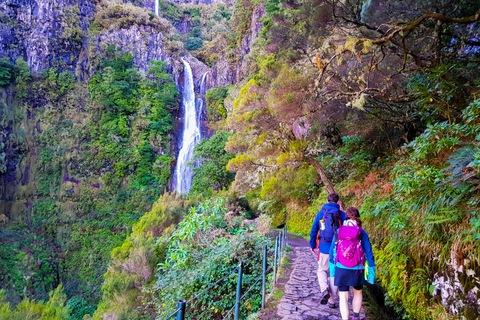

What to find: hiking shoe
left=320, top=290, right=330, bottom=305
left=320, top=289, right=330, bottom=304
left=328, top=302, right=336, bottom=308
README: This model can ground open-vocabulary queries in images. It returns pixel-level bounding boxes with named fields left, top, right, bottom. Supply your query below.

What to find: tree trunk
left=304, top=156, right=335, bottom=194
left=434, top=20, right=442, bottom=66
left=304, top=156, right=346, bottom=211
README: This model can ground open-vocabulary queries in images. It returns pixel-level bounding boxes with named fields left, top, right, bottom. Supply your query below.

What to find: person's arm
left=309, top=212, right=320, bottom=251
left=362, top=231, right=375, bottom=266
left=362, top=231, right=376, bottom=284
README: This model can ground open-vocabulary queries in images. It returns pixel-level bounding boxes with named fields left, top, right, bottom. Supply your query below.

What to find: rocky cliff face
left=206, top=4, right=265, bottom=89
left=0, top=0, right=269, bottom=224
left=0, top=0, right=94, bottom=74
left=0, top=0, right=264, bottom=94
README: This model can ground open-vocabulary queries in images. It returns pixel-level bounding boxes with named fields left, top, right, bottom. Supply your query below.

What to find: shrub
left=0, top=285, right=70, bottom=319
left=0, top=57, right=14, bottom=86
left=91, top=3, right=172, bottom=34
left=152, top=198, right=273, bottom=319
left=184, top=37, right=203, bottom=51
left=206, top=86, right=229, bottom=121
left=13, top=57, right=31, bottom=98
left=190, top=131, right=236, bottom=195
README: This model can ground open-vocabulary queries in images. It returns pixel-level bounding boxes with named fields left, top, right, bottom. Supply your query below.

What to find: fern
left=424, top=213, right=458, bottom=225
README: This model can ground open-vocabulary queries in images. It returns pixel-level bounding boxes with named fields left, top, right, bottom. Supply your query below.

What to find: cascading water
left=196, top=73, right=207, bottom=129
left=174, top=59, right=205, bottom=194
left=155, top=0, right=158, bottom=16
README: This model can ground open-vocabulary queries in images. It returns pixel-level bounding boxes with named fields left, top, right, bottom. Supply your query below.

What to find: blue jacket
left=309, top=202, right=346, bottom=253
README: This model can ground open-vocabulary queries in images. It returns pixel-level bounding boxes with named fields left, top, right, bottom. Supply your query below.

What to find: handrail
left=161, top=225, right=288, bottom=320
left=164, top=307, right=181, bottom=320
left=186, top=265, right=239, bottom=304
left=221, top=266, right=273, bottom=320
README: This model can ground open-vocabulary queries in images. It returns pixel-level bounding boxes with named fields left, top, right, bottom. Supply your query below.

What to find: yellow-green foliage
left=0, top=285, right=70, bottom=320
left=93, top=193, right=201, bottom=320
left=91, top=1, right=173, bottom=34
left=287, top=210, right=316, bottom=236
left=286, top=190, right=329, bottom=236
left=260, top=164, right=319, bottom=203
left=59, top=5, right=85, bottom=49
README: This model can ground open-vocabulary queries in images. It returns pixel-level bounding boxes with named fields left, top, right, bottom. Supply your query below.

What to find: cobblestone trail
left=276, top=237, right=368, bottom=320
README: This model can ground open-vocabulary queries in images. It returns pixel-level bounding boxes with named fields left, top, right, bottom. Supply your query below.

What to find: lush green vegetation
left=0, top=286, right=70, bottom=320
left=206, top=85, right=229, bottom=121
left=0, top=46, right=178, bottom=320
left=92, top=196, right=273, bottom=319
left=189, top=131, right=236, bottom=196
left=152, top=198, right=272, bottom=319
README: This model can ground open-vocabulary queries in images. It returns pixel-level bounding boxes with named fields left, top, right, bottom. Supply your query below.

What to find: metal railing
left=163, top=226, right=288, bottom=320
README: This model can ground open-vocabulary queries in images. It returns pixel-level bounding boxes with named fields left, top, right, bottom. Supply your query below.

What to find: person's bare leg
left=352, top=288, right=363, bottom=316
left=339, top=291, right=349, bottom=320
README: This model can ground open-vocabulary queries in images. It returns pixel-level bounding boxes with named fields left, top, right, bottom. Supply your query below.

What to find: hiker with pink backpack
left=329, top=207, right=376, bottom=320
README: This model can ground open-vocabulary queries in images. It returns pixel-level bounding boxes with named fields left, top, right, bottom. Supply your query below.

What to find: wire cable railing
left=161, top=226, right=288, bottom=320
left=186, top=265, right=239, bottom=304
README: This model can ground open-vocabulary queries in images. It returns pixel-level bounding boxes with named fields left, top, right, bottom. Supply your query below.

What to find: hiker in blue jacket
left=329, top=207, right=375, bottom=320
left=310, top=192, right=346, bottom=308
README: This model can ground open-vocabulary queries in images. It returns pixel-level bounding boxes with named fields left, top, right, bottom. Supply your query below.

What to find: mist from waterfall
left=174, top=59, right=207, bottom=194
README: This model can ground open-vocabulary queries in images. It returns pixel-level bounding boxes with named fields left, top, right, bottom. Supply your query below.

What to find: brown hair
left=327, top=192, right=339, bottom=203
left=346, top=207, right=362, bottom=227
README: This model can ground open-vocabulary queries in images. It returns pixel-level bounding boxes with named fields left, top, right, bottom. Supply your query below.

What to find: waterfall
left=155, top=0, right=159, bottom=16
left=196, top=73, right=207, bottom=128
left=174, top=59, right=206, bottom=194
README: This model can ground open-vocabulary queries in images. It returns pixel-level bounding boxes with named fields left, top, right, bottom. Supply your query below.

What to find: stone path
left=275, top=237, right=368, bottom=320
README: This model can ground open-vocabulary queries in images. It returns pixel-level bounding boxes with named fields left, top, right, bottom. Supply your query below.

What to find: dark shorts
left=338, top=284, right=363, bottom=292
left=334, top=266, right=366, bottom=288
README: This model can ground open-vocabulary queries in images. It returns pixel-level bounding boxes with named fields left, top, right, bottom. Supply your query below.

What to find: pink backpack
left=336, top=224, right=365, bottom=268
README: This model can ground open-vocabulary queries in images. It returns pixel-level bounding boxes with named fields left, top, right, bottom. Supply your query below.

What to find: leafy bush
left=93, top=193, right=202, bottom=320
left=0, top=57, right=14, bottom=86
left=13, top=57, right=31, bottom=98
left=185, top=37, right=204, bottom=51
left=91, top=3, right=172, bottom=34
left=206, top=86, right=229, bottom=121
left=190, top=131, right=236, bottom=196
left=152, top=198, right=273, bottom=319
left=158, top=0, right=183, bottom=23
left=45, top=68, right=76, bottom=100
left=0, top=285, right=70, bottom=320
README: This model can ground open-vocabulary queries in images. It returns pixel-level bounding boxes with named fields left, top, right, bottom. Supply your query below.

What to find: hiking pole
left=262, top=245, right=267, bottom=309
left=176, top=300, right=186, bottom=320
left=273, top=236, right=279, bottom=285
left=234, top=261, right=243, bottom=320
